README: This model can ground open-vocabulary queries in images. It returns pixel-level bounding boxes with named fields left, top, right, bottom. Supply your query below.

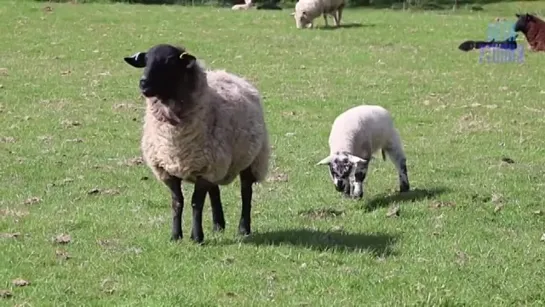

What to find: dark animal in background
left=458, top=35, right=518, bottom=52
left=514, top=13, right=545, bottom=51
left=257, top=0, right=282, bottom=10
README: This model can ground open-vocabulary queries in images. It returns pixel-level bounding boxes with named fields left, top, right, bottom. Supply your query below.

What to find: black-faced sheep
left=124, top=44, right=270, bottom=244
left=514, top=13, right=545, bottom=51
left=316, top=105, right=409, bottom=199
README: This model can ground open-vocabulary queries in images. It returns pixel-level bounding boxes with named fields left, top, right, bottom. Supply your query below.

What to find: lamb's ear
left=124, top=52, right=146, bottom=68
left=316, top=155, right=333, bottom=166
left=290, top=12, right=295, bottom=16
left=179, top=52, right=196, bottom=69
left=347, top=155, right=368, bottom=166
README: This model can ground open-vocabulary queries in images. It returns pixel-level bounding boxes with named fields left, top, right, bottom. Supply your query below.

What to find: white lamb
left=316, top=105, right=410, bottom=199
left=123, top=44, right=270, bottom=244
left=290, top=0, right=345, bottom=29
left=232, top=0, right=253, bottom=10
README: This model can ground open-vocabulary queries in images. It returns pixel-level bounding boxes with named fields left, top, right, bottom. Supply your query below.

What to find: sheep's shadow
left=318, top=23, right=373, bottom=30
left=242, top=228, right=398, bottom=256
left=365, top=187, right=450, bottom=212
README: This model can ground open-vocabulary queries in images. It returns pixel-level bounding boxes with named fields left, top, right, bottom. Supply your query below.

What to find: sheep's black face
left=514, top=13, right=534, bottom=33
left=124, top=44, right=197, bottom=100
left=317, top=152, right=369, bottom=199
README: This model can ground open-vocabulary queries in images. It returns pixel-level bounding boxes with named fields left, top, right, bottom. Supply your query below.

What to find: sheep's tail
left=381, top=149, right=387, bottom=161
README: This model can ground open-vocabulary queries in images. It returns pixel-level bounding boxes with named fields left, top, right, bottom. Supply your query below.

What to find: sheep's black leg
left=208, top=185, right=226, bottom=232
left=164, top=176, right=184, bottom=241
left=190, top=179, right=211, bottom=244
left=399, top=158, right=410, bottom=193
left=239, top=167, right=256, bottom=236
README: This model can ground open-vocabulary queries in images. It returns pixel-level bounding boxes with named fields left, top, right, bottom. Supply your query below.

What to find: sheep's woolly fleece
left=141, top=60, right=270, bottom=186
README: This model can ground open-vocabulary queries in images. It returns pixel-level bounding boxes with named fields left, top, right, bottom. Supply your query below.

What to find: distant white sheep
left=232, top=0, right=254, bottom=10
left=291, top=0, right=345, bottom=29
left=316, top=105, right=410, bottom=199
left=124, top=44, right=270, bottom=244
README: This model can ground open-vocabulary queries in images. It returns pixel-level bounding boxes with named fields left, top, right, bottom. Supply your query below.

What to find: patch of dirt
left=97, top=238, right=121, bottom=248
left=0, top=289, right=12, bottom=298
left=533, top=210, right=543, bottom=215
left=23, top=197, right=41, bottom=206
left=386, top=205, right=400, bottom=218
left=87, top=188, right=121, bottom=196
left=457, top=113, right=491, bottom=133
left=491, top=193, right=504, bottom=213
left=501, top=157, right=515, bottom=164
left=541, top=233, right=545, bottom=242
left=119, top=156, right=144, bottom=166
left=54, top=233, right=71, bottom=244
left=61, top=119, right=81, bottom=128
left=55, top=249, right=71, bottom=260
left=0, top=136, right=16, bottom=143
left=298, top=208, right=344, bottom=219
left=12, top=278, right=30, bottom=287
left=0, top=208, right=29, bottom=218
left=0, top=232, right=21, bottom=239
left=65, top=138, right=83, bottom=143
left=455, top=250, right=469, bottom=265
left=112, top=102, right=142, bottom=112
left=267, top=168, right=288, bottom=183
left=37, top=135, right=53, bottom=143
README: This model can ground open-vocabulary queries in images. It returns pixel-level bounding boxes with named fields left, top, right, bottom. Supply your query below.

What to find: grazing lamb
left=290, top=0, right=345, bottom=29
left=316, top=105, right=410, bottom=199
left=232, top=0, right=254, bottom=10
left=514, top=13, right=545, bottom=51
left=123, top=44, right=270, bottom=244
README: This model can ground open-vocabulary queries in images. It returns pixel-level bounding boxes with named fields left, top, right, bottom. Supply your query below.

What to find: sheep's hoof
left=190, top=233, right=204, bottom=244
left=400, top=184, right=410, bottom=193
left=213, top=223, right=225, bottom=232
left=238, top=227, right=251, bottom=236
left=170, top=233, right=183, bottom=241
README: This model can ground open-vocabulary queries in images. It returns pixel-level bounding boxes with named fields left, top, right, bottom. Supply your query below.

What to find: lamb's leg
left=239, top=167, right=256, bottom=236
left=384, top=146, right=410, bottom=193
left=332, top=11, right=339, bottom=27
left=323, top=13, right=329, bottom=27
left=208, top=185, right=226, bottom=232
left=190, top=179, right=212, bottom=244
left=164, top=176, right=184, bottom=241
left=336, top=6, right=344, bottom=26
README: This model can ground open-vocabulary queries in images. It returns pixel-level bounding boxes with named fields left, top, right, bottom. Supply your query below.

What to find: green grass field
left=2, top=1, right=545, bottom=305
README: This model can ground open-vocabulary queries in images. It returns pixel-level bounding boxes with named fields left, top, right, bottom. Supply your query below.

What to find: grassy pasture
left=1, top=1, right=545, bottom=306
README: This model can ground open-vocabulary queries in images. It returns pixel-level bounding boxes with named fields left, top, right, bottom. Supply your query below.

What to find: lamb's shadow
left=365, top=187, right=449, bottom=212
left=319, top=23, right=373, bottom=30
left=242, top=228, right=398, bottom=256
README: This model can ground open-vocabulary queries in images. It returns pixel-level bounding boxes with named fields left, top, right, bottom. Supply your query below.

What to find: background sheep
left=123, top=44, right=270, bottom=244
left=514, top=13, right=545, bottom=51
left=232, top=0, right=254, bottom=10
left=290, top=0, right=345, bottom=29
left=316, top=105, right=410, bottom=199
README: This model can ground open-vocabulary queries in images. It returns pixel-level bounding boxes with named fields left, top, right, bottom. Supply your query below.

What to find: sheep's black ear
left=124, top=52, right=147, bottom=68
left=515, top=13, right=520, bottom=18
left=179, top=52, right=196, bottom=69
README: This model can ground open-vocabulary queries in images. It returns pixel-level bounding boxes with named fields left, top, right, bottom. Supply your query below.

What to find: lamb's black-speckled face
left=318, top=152, right=369, bottom=198
left=124, top=44, right=197, bottom=100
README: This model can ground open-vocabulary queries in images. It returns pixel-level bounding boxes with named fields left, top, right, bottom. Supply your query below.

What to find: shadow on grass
left=318, top=23, right=373, bottom=30
left=365, top=187, right=450, bottom=212
left=242, top=228, right=398, bottom=256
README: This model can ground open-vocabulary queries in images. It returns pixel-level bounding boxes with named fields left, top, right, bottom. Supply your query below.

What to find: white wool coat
left=141, top=64, right=270, bottom=186
left=294, top=0, right=345, bottom=27
left=328, top=105, right=403, bottom=160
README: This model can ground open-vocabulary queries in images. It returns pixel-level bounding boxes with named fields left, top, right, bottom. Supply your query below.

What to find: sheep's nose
left=139, top=78, right=154, bottom=97
left=335, top=181, right=345, bottom=192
